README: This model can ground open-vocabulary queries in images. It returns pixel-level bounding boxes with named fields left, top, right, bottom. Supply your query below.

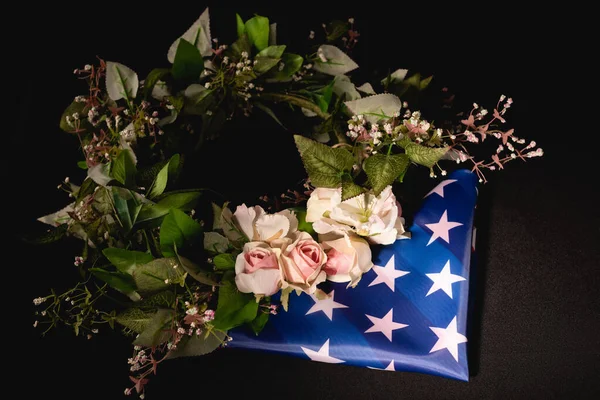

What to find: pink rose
left=320, top=232, right=374, bottom=287
left=235, top=242, right=282, bottom=296
left=275, top=232, right=327, bottom=294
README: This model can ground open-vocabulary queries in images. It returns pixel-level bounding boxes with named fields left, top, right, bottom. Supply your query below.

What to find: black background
left=12, top=1, right=599, bottom=399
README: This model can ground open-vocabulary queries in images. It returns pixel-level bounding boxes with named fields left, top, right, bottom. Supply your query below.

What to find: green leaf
left=253, top=45, right=286, bottom=75
left=75, top=178, right=97, bottom=204
left=405, top=143, right=449, bottom=169
left=111, top=149, right=137, bottom=187
left=77, top=161, right=88, bottom=169
left=250, top=312, right=270, bottom=335
left=102, top=248, right=154, bottom=275
left=294, top=135, right=354, bottom=188
left=420, top=75, right=433, bottom=90
left=204, top=232, right=230, bottom=254
left=90, top=268, right=137, bottom=293
left=255, top=102, right=284, bottom=128
left=115, top=308, right=154, bottom=333
left=341, top=175, right=366, bottom=200
left=236, top=13, right=245, bottom=37
left=112, top=187, right=142, bottom=232
left=267, top=53, right=303, bottom=81
left=143, top=68, right=171, bottom=99
left=212, top=275, right=259, bottom=331
left=314, top=79, right=335, bottom=113
left=213, top=253, right=235, bottom=270
left=136, top=191, right=202, bottom=226
left=160, top=208, right=203, bottom=257
left=105, top=61, right=139, bottom=101
left=253, top=57, right=280, bottom=75
left=148, top=154, right=181, bottom=199
left=133, top=309, right=173, bottom=347
left=245, top=15, right=270, bottom=51
left=325, top=20, right=349, bottom=42
left=132, top=258, right=186, bottom=294
left=257, top=45, right=286, bottom=59
left=59, top=100, right=89, bottom=133
left=177, top=255, right=219, bottom=286
left=228, top=34, right=251, bottom=59
left=21, top=224, right=68, bottom=245
left=363, top=153, right=410, bottom=195
left=137, top=291, right=176, bottom=309
left=172, top=38, right=204, bottom=82
left=168, top=329, right=227, bottom=358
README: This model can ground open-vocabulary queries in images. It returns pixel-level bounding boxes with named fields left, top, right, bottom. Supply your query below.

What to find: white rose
left=231, top=204, right=298, bottom=243
left=320, top=232, right=374, bottom=287
left=311, top=185, right=405, bottom=245
left=235, top=242, right=283, bottom=296
left=273, top=231, right=327, bottom=294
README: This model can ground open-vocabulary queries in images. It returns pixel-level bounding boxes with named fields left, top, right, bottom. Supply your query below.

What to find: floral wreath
left=29, top=8, right=543, bottom=398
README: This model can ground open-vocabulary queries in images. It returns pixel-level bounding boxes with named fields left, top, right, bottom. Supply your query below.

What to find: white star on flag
left=424, top=179, right=457, bottom=198
left=426, top=260, right=466, bottom=299
left=367, top=360, right=396, bottom=371
left=424, top=210, right=463, bottom=246
left=368, top=255, right=409, bottom=292
left=429, top=316, right=468, bottom=362
left=301, top=339, right=345, bottom=364
left=305, top=290, right=349, bottom=321
left=365, top=308, right=408, bottom=341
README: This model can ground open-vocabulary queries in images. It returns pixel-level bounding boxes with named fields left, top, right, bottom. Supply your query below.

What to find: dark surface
left=12, top=2, right=599, bottom=399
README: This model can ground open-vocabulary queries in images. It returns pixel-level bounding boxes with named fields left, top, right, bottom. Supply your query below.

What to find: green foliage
left=136, top=190, right=202, bottom=226
left=160, top=208, right=203, bottom=257
left=244, top=15, right=270, bottom=51
left=89, top=268, right=137, bottom=294
left=115, top=308, right=154, bottom=333
left=168, top=329, right=227, bottom=358
left=132, top=258, right=186, bottom=294
left=250, top=312, right=270, bottom=335
left=59, top=100, right=89, bottom=133
left=75, top=178, right=97, bottom=204
left=267, top=53, right=303, bottom=81
left=212, top=272, right=259, bottom=331
left=341, top=175, right=365, bottom=200
left=137, top=291, right=176, bottom=309
left=325, top=20, right=349, bottom=42
left=288, top=207, right=316, bottom=237
left=294, top=135, right=354, bottom=188
left=177, top=255, right=219, bottom=286
left=236, top=14, right=245, bottom=37
left=172, top=39, right=204, bottom=81
left=404, top=143, right=448, bottom=168
left=102, top=248, right=154, bottom=275
left=112, top=187, right=142, bottom=232
left=21, top=224, right=68, bottom=245
left=111, top=149, right=137, bottom=188
left=143, top=68, right=171, bottom=99
left=133, top=309, right=173, bottom=347
left=363, top=153, right=410, bottom=195
left=203, top=231, right=230, bottom=254
left=213, top=253, right=236, bottom=270
left=147, top=154, right=181, bottom=199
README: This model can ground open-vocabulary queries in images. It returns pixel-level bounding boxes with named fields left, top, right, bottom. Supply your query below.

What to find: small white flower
left=84, top=64, right=92, bottom=71
left=205, top=82, right=211, bottom=89
left=309, top=30, right=315, bottom=39
left=441, top=170, right=447, bottom=176
left=348, top=17, right=355, bottom=24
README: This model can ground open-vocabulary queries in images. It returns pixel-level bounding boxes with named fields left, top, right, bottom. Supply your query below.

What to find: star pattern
left=301, top=339, right=345, bottom=364
left=429, top=316, right=468, bottom=362
left=368, top=360, right=396, bottom=371
left=424, top=179, right=457, bottom=198
left=426, top=260, right=466, bottom=299
left=365, top=308, right=408, bottom=341
left=368, top=255, right=409, bottom=292
left=305, top=290, right=349, bottom=321
left=424, top=210, right=463, bottom=246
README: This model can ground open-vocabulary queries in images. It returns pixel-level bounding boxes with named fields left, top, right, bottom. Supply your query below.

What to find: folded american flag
left=229, top=169, right=478, bottom=381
